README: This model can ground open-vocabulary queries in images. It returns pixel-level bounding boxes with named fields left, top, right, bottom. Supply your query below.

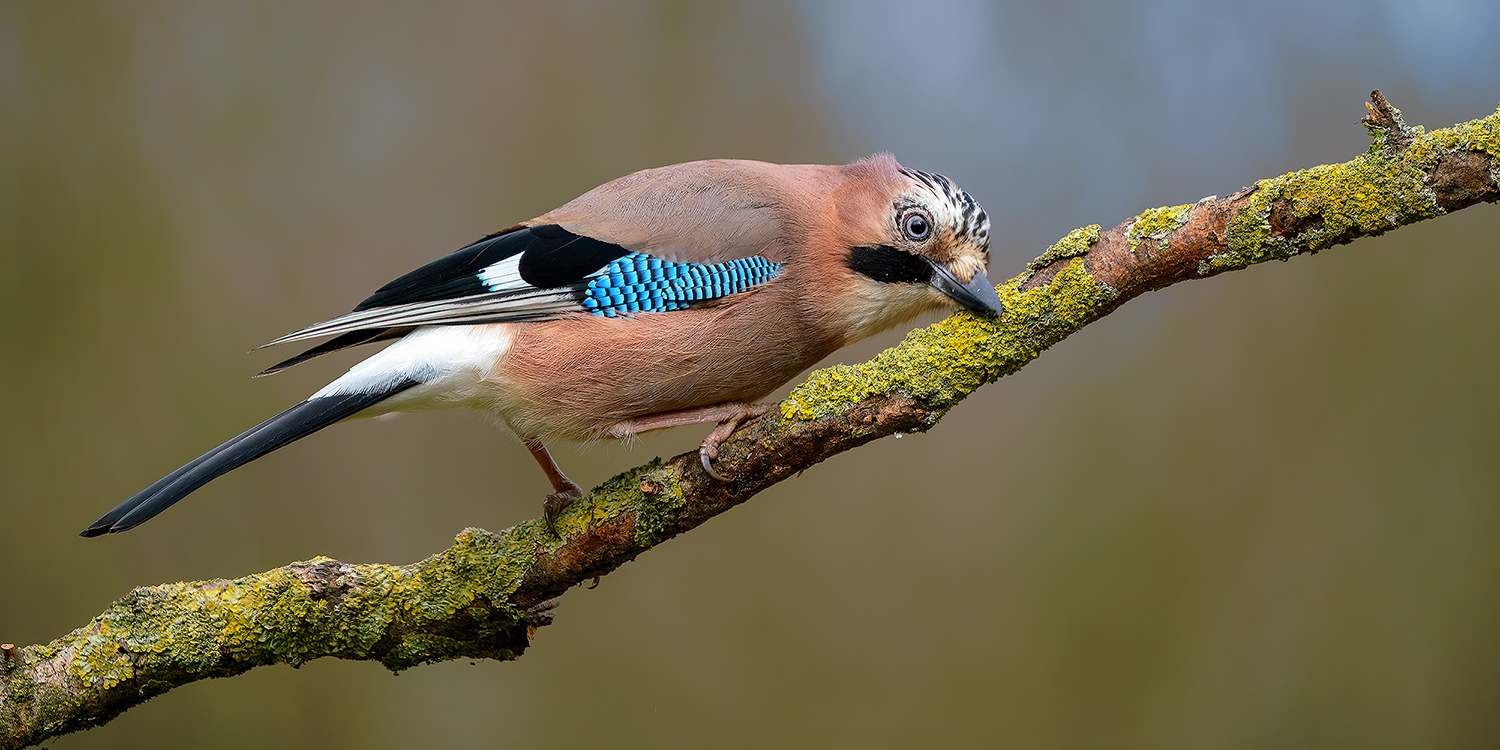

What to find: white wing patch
left=313, top=325, right=516, bottom=416
left=478, top=255, right=524, bottom=292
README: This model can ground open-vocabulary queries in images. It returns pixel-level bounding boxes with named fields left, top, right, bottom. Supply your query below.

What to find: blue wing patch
left=580, top=253, right=782, bottom=317
left=258, top=233, right=781, bottom=374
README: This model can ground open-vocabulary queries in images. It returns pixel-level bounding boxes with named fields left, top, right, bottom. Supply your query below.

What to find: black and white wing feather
left=257, top=223, right=782, bottom=375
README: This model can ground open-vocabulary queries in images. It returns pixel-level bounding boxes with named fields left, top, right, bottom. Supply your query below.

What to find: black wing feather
left=255, top=225, right=633, bottom=369
left=81, top=377, right=420, bottom=536
left=354, top=224, right=629, bottom=311
left=254, top=327, right=413, bottom=377
left=352, top=228, right=527, bottom=311
left=515, top=224, right=631, bottom=288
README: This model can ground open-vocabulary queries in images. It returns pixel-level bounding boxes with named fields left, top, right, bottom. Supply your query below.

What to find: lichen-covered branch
left=3, top=92, right=1497, bottom=749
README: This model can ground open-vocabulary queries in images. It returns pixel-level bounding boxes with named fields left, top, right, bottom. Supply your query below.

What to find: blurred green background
left=3, top=2, right=1498, bottom=748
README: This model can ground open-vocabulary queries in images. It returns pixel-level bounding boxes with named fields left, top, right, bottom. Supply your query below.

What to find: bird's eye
left=902, top=212, right=931, bottom=242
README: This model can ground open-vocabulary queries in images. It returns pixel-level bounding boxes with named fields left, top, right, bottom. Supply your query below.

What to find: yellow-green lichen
left=71, top=581, right=250, bottom=684
left=534, top=458, right=685, bottom=544
left=1019, top=224, right=1101, bottom=285
left=1216, top=103, right=1500, bottom=273
left=327, top=566, right=407, bottom=655
left=627, top=462, right=688, bottom=543
left=1414, top=101, right=1500, bottom=161
left=385, top=633, right=468, bottom=668
left=29, top=679, right=83, bottom=733
left=54, top=536, right=544, bottom=688
left=443, top=529, right=530, bottom=604
left=68, top=625, right=135, bottom=691
left=780, top=256, right=1114, bottom=425
left=407, top=559, right=484, bottom=623
left=1128, top=204, right=1191, bottom=253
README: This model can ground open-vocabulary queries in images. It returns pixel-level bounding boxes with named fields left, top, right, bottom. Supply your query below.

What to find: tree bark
left=3, top=92, right=1497, bottom=749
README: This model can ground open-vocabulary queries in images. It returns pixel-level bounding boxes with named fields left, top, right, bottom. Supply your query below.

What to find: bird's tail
left=81, top=377, right=420, bottom=537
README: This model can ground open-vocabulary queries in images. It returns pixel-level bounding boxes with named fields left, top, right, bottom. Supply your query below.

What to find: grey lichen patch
left=3, top=656, right=85, bottom=738
left=1128, top=205, right=1191, bottom=254
left=781, top=256, right=1114, bottom=425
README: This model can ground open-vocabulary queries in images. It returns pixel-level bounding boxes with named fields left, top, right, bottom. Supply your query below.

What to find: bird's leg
left=524, top=438, right=583, bottom=537
left=607, top=401, right=770, bottom=481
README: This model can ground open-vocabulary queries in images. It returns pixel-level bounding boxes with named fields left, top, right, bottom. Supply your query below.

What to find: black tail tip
left=79, top=523, right=114, bottom=538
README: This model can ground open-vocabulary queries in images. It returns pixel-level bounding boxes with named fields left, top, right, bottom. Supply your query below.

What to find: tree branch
left=3, top=92, right=1497, bottom=749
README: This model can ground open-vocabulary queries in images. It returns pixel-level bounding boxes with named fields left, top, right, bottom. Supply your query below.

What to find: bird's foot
left=697, top=403, right=770, bottom=482
left=541, top=482, right=583, bottom=538
left=601, top=401, right=770, bottom=483
left=522, top=598, right=560, bottom=628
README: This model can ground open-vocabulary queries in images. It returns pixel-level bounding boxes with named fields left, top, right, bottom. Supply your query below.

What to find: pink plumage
left=84, top=154, right=1001, bottom=537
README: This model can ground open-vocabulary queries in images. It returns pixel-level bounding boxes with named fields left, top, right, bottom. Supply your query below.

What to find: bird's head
left=831, top=155, right=1003, bottom=341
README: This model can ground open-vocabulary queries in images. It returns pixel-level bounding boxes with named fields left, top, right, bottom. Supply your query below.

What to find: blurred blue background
left=3, top=2, right=1498, bottom=747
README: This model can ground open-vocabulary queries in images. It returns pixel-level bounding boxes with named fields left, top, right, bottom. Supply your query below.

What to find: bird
left=81, top=153, right=1002, bottom=538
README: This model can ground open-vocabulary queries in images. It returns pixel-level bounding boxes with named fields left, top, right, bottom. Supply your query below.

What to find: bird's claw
left=700, top=450, right=729, bottom=482
left=694, top=402, right=769, bottom=482
left=541, top=486, right=583, bottom=538
left=522, top=598, right=560, bottom=627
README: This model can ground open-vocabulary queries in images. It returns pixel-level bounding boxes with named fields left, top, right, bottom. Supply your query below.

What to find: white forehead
left=897, top=167, right=990, bottom=251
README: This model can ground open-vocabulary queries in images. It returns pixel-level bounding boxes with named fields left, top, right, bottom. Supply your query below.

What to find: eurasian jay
left=81, top=153, right=1001, bottom=537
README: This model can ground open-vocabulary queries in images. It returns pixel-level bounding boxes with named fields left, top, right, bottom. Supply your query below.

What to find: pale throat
left=841, top=277, right=949, bottom=342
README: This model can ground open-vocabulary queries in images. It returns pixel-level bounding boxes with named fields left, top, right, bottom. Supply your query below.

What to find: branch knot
left=1362, top=90, right=1414, bottom=155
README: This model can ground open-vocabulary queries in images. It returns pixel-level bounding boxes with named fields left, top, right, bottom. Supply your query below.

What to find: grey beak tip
left=965, top=273, right=1005, bottom=318
left=928, top=261, right=1004, bottom=318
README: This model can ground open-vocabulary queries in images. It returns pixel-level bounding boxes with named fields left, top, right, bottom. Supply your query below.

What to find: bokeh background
left=4, top=2, right=1498, bottom=747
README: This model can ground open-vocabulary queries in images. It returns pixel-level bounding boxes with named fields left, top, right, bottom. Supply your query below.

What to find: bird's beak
left=929, top=262, right=1004, bottom=317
